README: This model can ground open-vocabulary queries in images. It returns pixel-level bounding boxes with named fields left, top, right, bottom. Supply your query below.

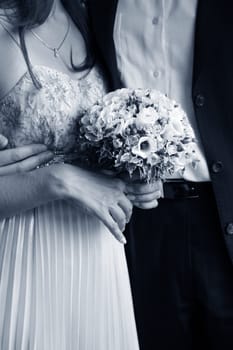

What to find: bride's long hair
left=0, top=0, right=95, bottom=87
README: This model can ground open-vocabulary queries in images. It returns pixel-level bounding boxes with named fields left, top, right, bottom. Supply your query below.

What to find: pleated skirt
left=0, top=200, right=139, bottom=350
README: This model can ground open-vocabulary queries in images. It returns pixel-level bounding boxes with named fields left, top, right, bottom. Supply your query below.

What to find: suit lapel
left=193, top=0, right=226, bottom=88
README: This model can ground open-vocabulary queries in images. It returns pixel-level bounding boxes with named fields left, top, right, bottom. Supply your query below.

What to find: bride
left=0, top=0, right=142, bottom=348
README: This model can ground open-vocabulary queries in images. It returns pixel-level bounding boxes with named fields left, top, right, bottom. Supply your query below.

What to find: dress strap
left=0, top=20, right=21, bottom=50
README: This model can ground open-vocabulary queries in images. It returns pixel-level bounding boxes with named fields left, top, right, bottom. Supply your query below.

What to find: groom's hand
left=126, top=180, right=163, bottom=209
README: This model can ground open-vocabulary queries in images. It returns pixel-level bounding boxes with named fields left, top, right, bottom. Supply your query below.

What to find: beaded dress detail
left=0, top=66, right=139, bottom=350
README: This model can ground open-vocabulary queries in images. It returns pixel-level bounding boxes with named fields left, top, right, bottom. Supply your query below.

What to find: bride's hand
left=50, top=164, right=133, bottom=244
left=0, top=134, right=54, bottom=175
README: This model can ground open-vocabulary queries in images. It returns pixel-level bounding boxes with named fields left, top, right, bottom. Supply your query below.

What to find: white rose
left=99, top=107, right=116, bottom=127
left=136, top=107, right=160, bottom=129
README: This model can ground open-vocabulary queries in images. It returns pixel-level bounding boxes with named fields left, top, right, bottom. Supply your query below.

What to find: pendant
left=53, top=48, right=59, bottom=58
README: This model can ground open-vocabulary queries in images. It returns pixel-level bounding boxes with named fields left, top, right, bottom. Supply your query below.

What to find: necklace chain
left=30, top=14, right=70, bottom=58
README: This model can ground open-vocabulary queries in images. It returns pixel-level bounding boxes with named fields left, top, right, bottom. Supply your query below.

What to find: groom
left=88, top=1, right=233, bottom=349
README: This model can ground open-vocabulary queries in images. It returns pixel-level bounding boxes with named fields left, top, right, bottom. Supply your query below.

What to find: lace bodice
left=0, top=65, right=106, bottom=153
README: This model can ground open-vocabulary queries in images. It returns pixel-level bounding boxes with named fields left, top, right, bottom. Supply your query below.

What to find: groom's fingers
left=133, top=199, right=159, bottom=210
left=127, top=190, right=161, bottom=203
left=126, top=181, right=162, bottom=195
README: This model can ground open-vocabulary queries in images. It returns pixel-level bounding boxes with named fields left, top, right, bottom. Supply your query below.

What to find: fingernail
left=120, top=236, right=127, bottom=244
left=0, top=135, right=8, bottom=148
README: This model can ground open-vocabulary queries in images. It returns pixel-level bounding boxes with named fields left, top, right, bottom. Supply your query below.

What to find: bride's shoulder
left=0, top=18, right=27, bottom=100
left=0, top=11, right=15, bottom=36
left=0, top=17, right=19, bottom=63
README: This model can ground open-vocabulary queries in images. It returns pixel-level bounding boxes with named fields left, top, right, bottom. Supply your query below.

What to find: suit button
left=211, top=161, right=223, bottom=174
left=195, top=94, right=205, bottom=107
left=80, top=0, right=87, bottom=6
left=225, top=223, right=233, bottom=235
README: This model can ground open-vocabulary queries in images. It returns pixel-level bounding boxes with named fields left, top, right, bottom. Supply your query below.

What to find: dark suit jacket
left=88, top=0, right=233, bottom=262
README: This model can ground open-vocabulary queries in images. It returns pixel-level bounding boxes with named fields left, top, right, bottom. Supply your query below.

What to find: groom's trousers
left=125, top=181, right=233, bottom=350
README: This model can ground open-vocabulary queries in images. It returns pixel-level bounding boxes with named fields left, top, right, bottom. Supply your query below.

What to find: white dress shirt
left=114, top=0, right=210, bottom=181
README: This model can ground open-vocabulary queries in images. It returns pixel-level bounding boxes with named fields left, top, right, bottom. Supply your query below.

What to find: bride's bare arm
left=0, top=166, right=61, bottom=219
left=51, top=165, right=132, bottom=243
left=0, top=164, right=132, bottom=243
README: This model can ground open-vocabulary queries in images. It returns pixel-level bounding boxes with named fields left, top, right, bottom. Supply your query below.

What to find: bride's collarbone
left=0, top=47, right=88, bottom=101
left=0, top=19, right=91, bottom=99
left=28, top=49, right=89, bottom=82
left=26, top=19, right=89, bottom=80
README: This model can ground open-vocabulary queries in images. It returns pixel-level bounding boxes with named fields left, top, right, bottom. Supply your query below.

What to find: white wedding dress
left=0, top=65, right=139, bottom=349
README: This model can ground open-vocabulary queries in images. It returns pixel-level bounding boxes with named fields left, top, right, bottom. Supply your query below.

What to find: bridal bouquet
left=77, top=88, right=199, bottom=182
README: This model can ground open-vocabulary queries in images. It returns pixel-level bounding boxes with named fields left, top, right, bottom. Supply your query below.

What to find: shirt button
left=152, top=17, right=159, bottom=25
left=225, top=223, right=233, bottom=235
left=211, top=161, right=223, bottom=174
left=153, top=70, right=160, bottom=78
left=195, top=94, right=205, bottom=107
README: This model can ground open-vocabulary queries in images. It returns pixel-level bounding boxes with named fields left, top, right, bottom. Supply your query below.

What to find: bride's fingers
left=117, top=196, right=133, bottom=223
left=109, top=205, right=127, bottom=232
left=93, top=207, right=126, bottom=244
left=97, top=209, right=127, bottom=244
left=0, top=135, right=8, bottom=149
left=0, top=150, right=54, bottom=175
left=0, top=144, right=48, bottom=166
